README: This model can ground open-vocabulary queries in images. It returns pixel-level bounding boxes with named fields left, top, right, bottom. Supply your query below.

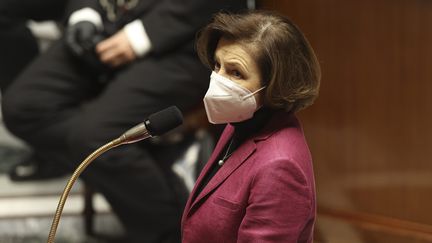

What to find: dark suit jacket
left=181, top=112, right=316, bottom=243
left=66, top=0, right=247, bottom=54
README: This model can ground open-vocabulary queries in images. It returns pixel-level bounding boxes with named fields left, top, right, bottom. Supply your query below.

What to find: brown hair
left=196, top=10, right=321, bottom=112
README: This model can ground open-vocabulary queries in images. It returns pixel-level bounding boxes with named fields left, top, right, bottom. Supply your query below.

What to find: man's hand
left=96, top=30, right=137, bottom=68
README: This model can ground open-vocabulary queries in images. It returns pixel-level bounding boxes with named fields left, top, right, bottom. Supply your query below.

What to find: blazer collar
left=254, top=111, right=298, bottom=141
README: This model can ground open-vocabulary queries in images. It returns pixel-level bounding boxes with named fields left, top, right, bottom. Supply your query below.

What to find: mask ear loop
left=242, top=86, right=266, bottom=100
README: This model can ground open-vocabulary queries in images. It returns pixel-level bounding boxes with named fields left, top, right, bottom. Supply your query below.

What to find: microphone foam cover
left=145, top=106, right=184, bottom=136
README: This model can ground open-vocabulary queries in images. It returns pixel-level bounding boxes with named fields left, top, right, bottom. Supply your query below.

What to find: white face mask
left=203, top=71, right=266, bottom=124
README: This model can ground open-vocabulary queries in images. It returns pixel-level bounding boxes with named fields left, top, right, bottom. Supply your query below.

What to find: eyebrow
left=214, top=54, right=250, bottom=73
left=224, top=61, right=248, bottom=73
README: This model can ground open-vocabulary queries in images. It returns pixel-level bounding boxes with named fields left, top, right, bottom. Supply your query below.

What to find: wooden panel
left=258, top=0, right=432, bottom=241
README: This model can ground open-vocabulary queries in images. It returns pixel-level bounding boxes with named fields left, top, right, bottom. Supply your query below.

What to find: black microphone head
left=145, top=106, right=183, bottom=136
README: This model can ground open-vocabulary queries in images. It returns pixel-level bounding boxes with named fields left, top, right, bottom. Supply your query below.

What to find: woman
left=181, top=10, right=321, bottom=243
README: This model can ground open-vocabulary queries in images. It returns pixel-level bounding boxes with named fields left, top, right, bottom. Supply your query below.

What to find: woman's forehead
left=215, top=39, right=255, bottom=66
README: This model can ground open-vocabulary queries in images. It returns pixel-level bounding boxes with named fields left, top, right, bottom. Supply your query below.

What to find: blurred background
left=1, top=0, right=431, bottom=242
left=259, top=0, right=432, bottom=242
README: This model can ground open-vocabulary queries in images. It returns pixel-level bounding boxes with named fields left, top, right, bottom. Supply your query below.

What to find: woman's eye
left=231, top=70, right=243, bottom=79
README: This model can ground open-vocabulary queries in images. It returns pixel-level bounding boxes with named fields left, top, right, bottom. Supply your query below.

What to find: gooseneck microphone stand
left=46, top=106, right=183, bottom=243
left=47, top=137, right=124, bottom=243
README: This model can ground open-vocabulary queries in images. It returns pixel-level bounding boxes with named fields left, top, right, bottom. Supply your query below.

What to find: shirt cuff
left=123, top=20, right=152, bottom=57
left=68, top=7, right=103, bottom=31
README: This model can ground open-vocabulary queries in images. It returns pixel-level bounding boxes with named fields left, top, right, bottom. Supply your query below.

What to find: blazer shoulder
left=252, top=119, right=314, bottom=185
left=257, top=121, right=312, bottom=162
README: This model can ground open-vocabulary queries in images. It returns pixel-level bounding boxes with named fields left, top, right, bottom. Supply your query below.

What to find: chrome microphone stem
left=119, top=122, right=152, bottom=144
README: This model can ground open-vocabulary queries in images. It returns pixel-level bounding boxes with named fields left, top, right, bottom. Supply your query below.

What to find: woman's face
left=214, top=38, right=263, bottom=103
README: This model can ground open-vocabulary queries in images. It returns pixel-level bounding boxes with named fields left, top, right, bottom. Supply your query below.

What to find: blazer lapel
left=187, top=138, right=256, bottom=215
left=182, top=125, right=234, bottom=215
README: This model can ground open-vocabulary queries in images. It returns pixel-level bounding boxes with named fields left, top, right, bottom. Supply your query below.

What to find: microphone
left=119, top=106, right=184, bottom=144
left=47, top=106, right=183, bottom=243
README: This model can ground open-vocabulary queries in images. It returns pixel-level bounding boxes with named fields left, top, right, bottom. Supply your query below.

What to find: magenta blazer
left=181, top=112, right=316, bottom=243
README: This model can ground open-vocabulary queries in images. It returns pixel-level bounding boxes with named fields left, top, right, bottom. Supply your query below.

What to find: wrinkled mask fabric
left=203, top=71, right=265, bottom=124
